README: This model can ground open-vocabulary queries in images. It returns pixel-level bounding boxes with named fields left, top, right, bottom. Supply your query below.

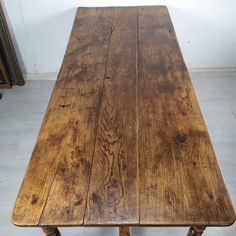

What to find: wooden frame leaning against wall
left=0, top=2, right=24, bottom=87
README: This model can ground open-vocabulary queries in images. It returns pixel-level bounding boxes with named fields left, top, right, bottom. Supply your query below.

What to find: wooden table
left=12, top=6, right=235, bottom=236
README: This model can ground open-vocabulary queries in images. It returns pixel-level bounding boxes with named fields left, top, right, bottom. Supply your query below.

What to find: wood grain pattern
left=138, top=6, right=235, bottom=226
left=12, top=7, right=113, bottom=226
left=39, top=7, right=114, bottom=226
left=84, top=7, right=139, bottom=225
left=12, top=6, right=235, bottom=228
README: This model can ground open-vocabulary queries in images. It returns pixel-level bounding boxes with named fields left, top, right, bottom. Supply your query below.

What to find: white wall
left=2, top=0, right=236, bottom=75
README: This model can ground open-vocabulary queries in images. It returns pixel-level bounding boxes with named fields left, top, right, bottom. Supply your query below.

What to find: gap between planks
left=136, top=7, right=141, bottom=224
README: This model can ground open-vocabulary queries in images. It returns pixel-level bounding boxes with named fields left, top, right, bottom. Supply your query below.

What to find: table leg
left=119, top=226, right=130, bottom=236
left=42, top=226, right=61, bottom=236
left=187, top=226, right=206, bottom=236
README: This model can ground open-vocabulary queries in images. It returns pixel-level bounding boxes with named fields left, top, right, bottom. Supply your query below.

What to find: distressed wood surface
left=12, top=6, right=235, bottom=227
left=39, top=7, right=114, bottom=226
left=12, top=7, right=114, bottom=226
left=138, top=6, right=235, bottom=226
left=84, top=7, right=139, bottom=226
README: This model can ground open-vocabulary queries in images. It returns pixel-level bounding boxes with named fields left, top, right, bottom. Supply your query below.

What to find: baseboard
left=23, top=72, right=58, bottom=80
left=24, top=68, right=236, bottom=81
left=189, top=67, right=236, bottom=74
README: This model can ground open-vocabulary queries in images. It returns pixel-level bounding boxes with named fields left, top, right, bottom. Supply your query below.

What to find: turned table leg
left=42, top=226, right=61, bottom=236
left=119, top=226, right=130, bottom=236
left=187, top=226, right=206, bottom=236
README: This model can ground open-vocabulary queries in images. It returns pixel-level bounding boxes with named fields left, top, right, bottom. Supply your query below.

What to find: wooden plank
left=12, top=7, right=113, bottom=226
left=138, top=6, right=235, bottom=226
left=84, top=7, right=139, bottom=225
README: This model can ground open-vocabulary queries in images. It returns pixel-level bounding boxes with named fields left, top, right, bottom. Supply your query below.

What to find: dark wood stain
left=31, top=195, right=38, bottom=205
left=74, top=199, right=83, bottom=207
left=91, top=192, right=101, bottom=205
left=176, top=131, right=186, bottom=143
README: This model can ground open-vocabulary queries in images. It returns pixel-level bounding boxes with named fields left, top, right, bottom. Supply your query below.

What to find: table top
left=12, top=6, right=235, bottom=227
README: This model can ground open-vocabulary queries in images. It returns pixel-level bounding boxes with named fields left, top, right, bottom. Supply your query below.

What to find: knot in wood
left=176, top=131, right=186, bottom=143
